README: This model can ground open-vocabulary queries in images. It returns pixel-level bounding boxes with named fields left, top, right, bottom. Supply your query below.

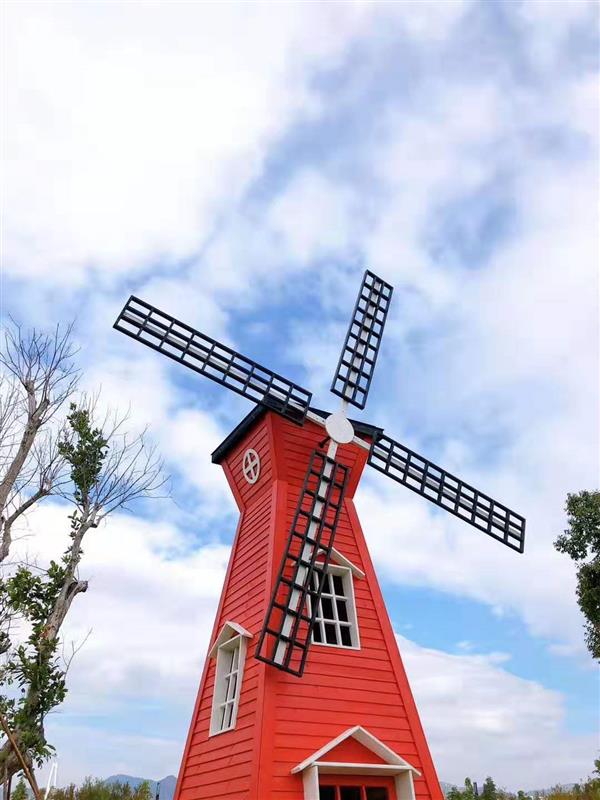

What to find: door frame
left=318, top=773, right=397, bottom=799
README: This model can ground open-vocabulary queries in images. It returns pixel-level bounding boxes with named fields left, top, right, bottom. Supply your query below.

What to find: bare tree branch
left=0, top=331, right=166, bottom=783
left=0, top=321, right=79, bottom=564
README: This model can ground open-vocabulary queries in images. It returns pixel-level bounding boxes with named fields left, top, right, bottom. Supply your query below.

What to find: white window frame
left=209, top=633, right=247, bottom=736
left=310, top=564, right=360, bottom=650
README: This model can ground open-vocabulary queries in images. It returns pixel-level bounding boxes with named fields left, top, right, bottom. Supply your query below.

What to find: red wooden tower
left=114, top=270, right=526, bottom=800
left=174, top=405, right=442, bottom=800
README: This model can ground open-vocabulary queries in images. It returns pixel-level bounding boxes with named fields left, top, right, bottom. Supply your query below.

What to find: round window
left=242, top=448, right=260, bottom=484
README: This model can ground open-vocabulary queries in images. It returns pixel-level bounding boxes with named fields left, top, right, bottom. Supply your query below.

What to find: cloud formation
left=2, top=0, right=598, bottom=788
left=20, top=504, right=595, bottom=789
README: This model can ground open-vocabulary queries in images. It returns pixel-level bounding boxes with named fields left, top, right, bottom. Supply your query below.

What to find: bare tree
left=0, top=322, right=79, bottom=562
left=0, top=326, right=166, bottom=787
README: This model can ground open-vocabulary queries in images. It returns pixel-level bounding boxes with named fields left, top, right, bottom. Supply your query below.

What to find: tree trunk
left=0, top=514, right=91, bottom=783
left=0, top=396, right=48, bottom=563
left=42, top=577, right=88, bottom=643
left=0, top=724, right=41, bottom=796
left=41, top=514, right=93, bottom=643
left=0, top=487, right=49, bottom=563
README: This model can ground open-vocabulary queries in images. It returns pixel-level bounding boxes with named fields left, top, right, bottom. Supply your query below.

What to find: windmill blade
left=114, top=295, right=312, bottom=424
left=330, top=269, right=394, bottom=410
left=368, top=433, right=526, bottom=553
left=255, top=449, right=349, bottom=677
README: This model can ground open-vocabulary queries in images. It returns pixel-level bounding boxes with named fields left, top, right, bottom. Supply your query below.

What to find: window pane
left=325, top=622, right=338, bottom=644
left=337, top=599, right=348, bottom=621
left=324, top=573, right=333, bottom=594
left=313, top=623, right=323, bottom=643
left=332, top=574, right=344, bottom=596
left=319, top=789, right=336, bottom=800
left=232, top=645, right=239, bottom=669
left=366, top=790, right=389, bottom=800
left=321, top=597, right=334, bottom=620
left=227, top=648, right=236, bottom=671
left=227, top=672, right=237, bottom=701
left=226, top=701, right=235, bottom=728
left=340, top=625, right=352, bottom=647
left=218, top=704, right=226, bottom=730
left=340, top=788, right=361, bottom=800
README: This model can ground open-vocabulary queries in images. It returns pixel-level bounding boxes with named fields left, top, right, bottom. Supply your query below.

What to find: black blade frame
left=331, top=269, right=394, bottom=410
left=368, top=433, right=525, bottom=553
left=114, top=296, right=312, bottom=425
left=255, top=449, right=349, bottom=677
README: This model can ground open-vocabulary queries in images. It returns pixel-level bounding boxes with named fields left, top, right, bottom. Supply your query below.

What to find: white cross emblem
left=242, top=448, right=260, bottom=484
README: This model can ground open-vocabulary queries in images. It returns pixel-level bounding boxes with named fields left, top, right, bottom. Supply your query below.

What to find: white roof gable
left=208, top=620, right=252, bottom=658
left=291, top=725, right=421, bottom=775
left=317, top=547, right=365, bottom=579
left=330, top=548, right=365, bottom=579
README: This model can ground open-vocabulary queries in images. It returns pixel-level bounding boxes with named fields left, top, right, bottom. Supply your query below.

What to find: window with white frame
left=310, top=565, right=359, bottom=648
left=210, top=634, right=246, bottom=735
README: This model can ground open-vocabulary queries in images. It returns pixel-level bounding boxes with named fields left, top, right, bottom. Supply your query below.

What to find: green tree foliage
left=51, top=781, right=160, bottom=800
left=554, top=490, right=600, bottom=659
left=58, top=404, right=108, bottom=509
left=0, top=323, right=163, bottom=789
left=12, top=777, right=28, bottom=800
left=1, top=400, right=163, bottom=783
left=134, top=782, right=152, bottom=800
left=482, top=778, right=498, bottom=800
left=0, top=561, right=68, bottom=762
left=0, top=405, right=110, bottom=769
left=444, top=763, right=600, bottom=800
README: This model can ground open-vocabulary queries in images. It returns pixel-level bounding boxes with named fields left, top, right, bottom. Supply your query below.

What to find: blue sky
left=2, top=0, right=599, bottom=791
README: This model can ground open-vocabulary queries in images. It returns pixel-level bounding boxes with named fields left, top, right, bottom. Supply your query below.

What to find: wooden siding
left=174, top=411, right=443, bottom=800
left=317, top=737, right=389, bottom=764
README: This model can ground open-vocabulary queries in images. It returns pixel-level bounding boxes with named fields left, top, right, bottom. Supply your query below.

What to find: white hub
left=325, top=411, right=354, bottom=444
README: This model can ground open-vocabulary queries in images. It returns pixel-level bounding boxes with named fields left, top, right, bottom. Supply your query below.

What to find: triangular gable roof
left=319, top=547, right=365, bottom=579
left=208, top=620, right=252, bottom=658
left=291, top=725, right=421, bottom=775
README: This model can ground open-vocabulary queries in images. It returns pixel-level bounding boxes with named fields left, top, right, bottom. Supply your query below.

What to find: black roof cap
left=211, top=405, right=382, bottom=464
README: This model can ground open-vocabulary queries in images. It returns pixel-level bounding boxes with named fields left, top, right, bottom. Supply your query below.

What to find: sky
left=1, top=0, right=599, bottom=791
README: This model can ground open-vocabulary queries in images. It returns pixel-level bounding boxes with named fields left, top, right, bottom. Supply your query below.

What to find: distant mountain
left=104, top=775, right=177, bottom=800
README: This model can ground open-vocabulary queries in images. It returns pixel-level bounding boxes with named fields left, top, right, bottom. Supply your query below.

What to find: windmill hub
left=325, top=410, right=354, bottom=444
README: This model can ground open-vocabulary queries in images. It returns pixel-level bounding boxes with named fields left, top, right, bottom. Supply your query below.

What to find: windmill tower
left=114, top=271, right=525, bottom=800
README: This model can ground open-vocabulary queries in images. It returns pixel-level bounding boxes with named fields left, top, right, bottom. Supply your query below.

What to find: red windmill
left=115, top=271, right=525, bottom=800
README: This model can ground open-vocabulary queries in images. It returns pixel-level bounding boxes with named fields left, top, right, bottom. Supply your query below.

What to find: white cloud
left=2, top=0, right=599, bottom=786
left=79, top=340, right=234, bottom=519
left=400, top=634, right=597, bottom=788
left=358, top=480, right=582, bottom=651
left=516, top=0, right=599, bottom=71
left=16, top=504, right=228, bottom=699
left=1, top=2, right=381, bottom=285
left=283, top=40, right=598, bottom=658
left=266, top=170, right=359, bottom=265
left=14, top=503, right=594, bottom=789
left=389, top=0, right=470, bottom=42
left=11, top=502, right=226, bottom=784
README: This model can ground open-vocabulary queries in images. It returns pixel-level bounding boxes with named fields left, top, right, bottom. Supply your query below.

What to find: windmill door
left=318, top=776, right=397, bottom=800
